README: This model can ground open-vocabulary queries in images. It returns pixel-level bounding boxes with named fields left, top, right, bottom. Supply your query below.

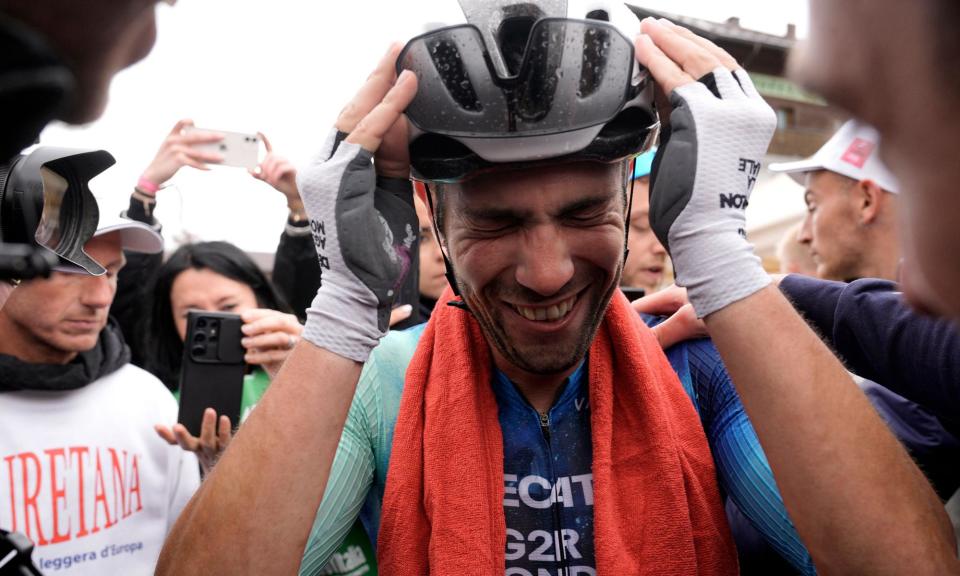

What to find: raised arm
left=156, top=46, right=418, bottom=575
left=112, top=119, right=223, bottom=366
left=636, top=18, right=958, bottom=575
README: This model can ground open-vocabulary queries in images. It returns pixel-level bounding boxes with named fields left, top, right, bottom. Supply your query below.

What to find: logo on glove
left=311, top=219, right=331, bottom=284
left=738, top=158, right=761, bottom=192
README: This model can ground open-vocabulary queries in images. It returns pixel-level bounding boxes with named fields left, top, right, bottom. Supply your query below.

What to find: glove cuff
left=671, top=232, right=771, bottom=318
left=302, top=288, right=385, bottom=362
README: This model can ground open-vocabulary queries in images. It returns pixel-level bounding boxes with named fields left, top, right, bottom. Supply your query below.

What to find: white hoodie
left=0, top=363, right=199, bottom=575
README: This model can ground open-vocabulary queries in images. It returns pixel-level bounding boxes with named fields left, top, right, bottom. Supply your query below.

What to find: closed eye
left=559, top=200, right=613, bottom=226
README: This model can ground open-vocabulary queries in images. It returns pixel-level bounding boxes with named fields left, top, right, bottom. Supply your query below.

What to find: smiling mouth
left=512, top=294, right=578, bottom=322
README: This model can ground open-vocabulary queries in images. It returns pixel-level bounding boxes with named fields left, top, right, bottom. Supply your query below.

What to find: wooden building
left=628, top=6, right=848, bottom=270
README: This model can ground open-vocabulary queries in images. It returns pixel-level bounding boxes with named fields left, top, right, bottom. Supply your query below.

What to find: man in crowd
left=770, top=120, right=901, bottom=282
left=0, top=218, right=199, bottom=575
left=770, top=120, right=960, bottom=499
left=621, top=148, right=668, bottom=296
left=157, top=5, right=956, bottom=575
left=776, top=222, right=816, bottom=276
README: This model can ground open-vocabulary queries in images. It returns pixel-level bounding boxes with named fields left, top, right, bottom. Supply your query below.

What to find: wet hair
left=144, top=241, right=291, bottom=390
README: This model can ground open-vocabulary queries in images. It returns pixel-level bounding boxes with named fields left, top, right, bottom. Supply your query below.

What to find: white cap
left=768, top=120, right=899, bottom=194
left=93, top=214, right=164, bottom=254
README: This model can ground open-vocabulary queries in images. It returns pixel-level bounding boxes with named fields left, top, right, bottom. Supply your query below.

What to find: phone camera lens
left=197, top=318, right=207, bottom=328
left=193, top=333, right=206, bottom=343
left=191, top=344, right=207, bottom=357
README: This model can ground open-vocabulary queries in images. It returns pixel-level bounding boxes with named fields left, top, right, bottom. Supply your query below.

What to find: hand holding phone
left=185, top=126, right=261, bottom=170
left=177, top=311, right=246, bottom=437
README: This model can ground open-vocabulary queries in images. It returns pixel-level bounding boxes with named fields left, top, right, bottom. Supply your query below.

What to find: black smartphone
left=177, top=311, right=245, bottom=437
left=620, top=287, right=646, bottom=302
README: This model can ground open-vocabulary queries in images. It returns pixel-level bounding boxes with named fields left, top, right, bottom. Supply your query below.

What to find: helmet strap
left=423, top=183, right=466, bottom=303
left=623, top=157, right=637, bottom=266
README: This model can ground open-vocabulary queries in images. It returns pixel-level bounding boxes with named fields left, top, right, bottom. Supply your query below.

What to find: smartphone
left=620, top=287, right=646, bottom=302
left=185, top=127, right=260, bottom=169
left=177, top=311, right=245, bottom=437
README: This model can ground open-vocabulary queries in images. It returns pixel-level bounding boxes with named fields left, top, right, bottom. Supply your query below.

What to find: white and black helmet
left=398, top=0, right=658, bottom=182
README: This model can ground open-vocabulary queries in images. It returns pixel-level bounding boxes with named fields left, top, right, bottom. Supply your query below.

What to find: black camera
left=0, top=529, right=43, bottom=575
left=0, top=147, right=114, bottom=280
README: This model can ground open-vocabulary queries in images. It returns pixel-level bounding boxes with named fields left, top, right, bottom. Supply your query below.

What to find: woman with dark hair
left=146, top=241, right=296, bottom=386
left=149, top=241, right=303, bottom=469
left=149, top=241, right=381, bottom=573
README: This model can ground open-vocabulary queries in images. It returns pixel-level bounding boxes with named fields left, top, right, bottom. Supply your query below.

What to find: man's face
left=791, top=0, right=960, bottom=316
left=621, top=176, right=666, bottom=293
left=442, top=162, right=625, bottom=377
left=798, top=171, right=864, bottom=281
left=0, top=233, right=124, bottom=363
left=3, top=0, right=162, bottom=123
left=415, top=195, right=448, bottom=301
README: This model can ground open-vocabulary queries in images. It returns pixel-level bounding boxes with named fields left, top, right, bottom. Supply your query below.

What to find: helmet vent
left=586, top=9, right=609, bottom=22
left=497, top=15, right=537, bottom=76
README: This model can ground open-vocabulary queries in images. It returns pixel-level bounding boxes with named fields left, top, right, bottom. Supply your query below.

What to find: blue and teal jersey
left=298, top=321, right=815, bottom=576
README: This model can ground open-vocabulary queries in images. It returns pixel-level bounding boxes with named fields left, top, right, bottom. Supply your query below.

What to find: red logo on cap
left=841, top=138, right=875, bottom=169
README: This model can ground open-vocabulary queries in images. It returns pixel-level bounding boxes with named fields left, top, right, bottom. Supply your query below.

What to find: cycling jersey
left=298, top=321, right=815, bottom=576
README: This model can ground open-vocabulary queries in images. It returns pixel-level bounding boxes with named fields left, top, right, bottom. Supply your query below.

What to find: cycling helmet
left=398, top=0, right=657, bottom=182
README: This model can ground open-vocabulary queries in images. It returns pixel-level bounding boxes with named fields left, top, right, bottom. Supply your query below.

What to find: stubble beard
left=458, top=273, right=620, bottom=376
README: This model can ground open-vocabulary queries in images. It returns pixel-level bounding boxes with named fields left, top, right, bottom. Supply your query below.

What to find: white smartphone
left=185, top=127, right=260, bottom=170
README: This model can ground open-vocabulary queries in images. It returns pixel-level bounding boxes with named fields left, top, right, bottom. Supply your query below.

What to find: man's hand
left=635, top=18, right=776, bottom=318
left=635, top=278, right=792, bottom=349
left=296, top=45, right=419, bottom=361
left=155, top=409, right=232, bottom=476
left=632, top=285, right=705, bottom=349
left=140, top=119, right=224, bottom=187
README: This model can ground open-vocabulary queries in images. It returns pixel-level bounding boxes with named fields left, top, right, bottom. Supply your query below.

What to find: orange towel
left=378, top=288, right=738, bottom=574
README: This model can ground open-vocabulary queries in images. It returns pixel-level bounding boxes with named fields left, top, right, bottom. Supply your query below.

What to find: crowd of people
left=2, top=0, right=960, bottom=574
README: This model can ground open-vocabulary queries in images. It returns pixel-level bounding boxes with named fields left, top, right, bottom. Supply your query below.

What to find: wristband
left=136, top=176, right=160, bottom=196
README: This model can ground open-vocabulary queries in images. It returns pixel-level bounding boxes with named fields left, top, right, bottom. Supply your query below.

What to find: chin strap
left=423, top=183, right=472, bottom=313
left=623, top=157, right=637, bottom=266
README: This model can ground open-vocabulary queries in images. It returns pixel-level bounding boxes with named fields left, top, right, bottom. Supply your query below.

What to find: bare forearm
left=156, top=343, right=361, bottom=575
left=705, top=286, right=957, bottom=574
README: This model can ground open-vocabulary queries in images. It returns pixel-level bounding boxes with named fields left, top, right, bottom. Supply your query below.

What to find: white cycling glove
left=296, top=129, right=418, bottom=361
left=649, top=67, right=777, bottom=317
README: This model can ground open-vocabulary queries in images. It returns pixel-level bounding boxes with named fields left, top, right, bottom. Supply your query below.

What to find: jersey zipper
left=539, top=411, right=571, bottom=575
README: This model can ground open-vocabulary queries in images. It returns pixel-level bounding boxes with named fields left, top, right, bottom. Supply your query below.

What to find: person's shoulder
left=102, top=362, right=170, bottom=388
left=365, top=322, right=426, bottom=375
left=95, top=363, right=178, bottom=411
left=354, top=322, right=426, bottom=416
